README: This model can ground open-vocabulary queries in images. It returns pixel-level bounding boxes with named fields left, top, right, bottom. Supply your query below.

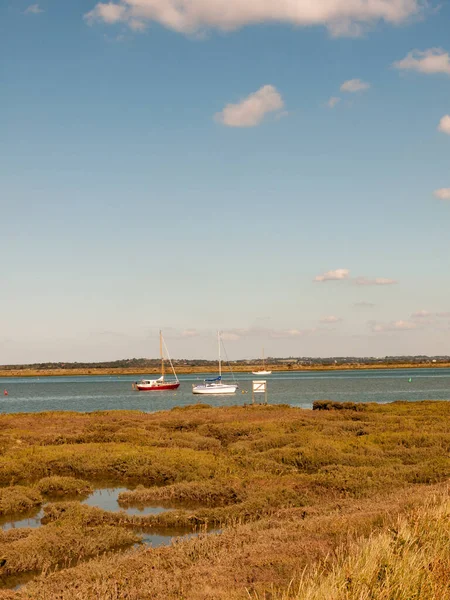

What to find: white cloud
left=392, top=320, right=416, bottom=330
left=327, top=20, right=365, bottom=37
left=85, top=2, right=126, bottom=24
left=438, top=115, right=450, bottom=135
left=275, top=110, right=290, bottom=121
left=84, top=0, right=424, bottom=37
left=24, top=3, right=43, bottom=14
left=314, top=268, right=350, bottom=282
left=315, top=269, right=397, bottom=286
left=327, top=96, right=341, bottom=108
left=371, top=320, right=417, bottom=332
left=270, top=328, right=316, bottom=338
left=92, top=329, right=129, bottom=338
left=393, top=48, right=450, bottom=75
left=320, top=316, right=342, bottom=324
left=410, top=310, right=450, bottom=320
left=221, top=332, right=241, bottom=341
left=340, top=79, right=370, bottom=93
left=434, top=188, right=450, bottom=200
left=129, top=18, right=147, bottom=30
left=181, top=329, right=199, bottom=338
left=219, top=327, right=316, bottom=340
left=354, top=277, right=397, bottom=286
left=215, top=85, right=284, bottom=128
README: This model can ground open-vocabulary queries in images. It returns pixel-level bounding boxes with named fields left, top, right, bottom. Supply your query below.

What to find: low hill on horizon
left=1, top=354, right=450, bottom=371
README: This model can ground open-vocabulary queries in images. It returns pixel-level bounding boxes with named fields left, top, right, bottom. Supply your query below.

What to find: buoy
left=3, top=390, right=8, bottom=396
left=408, top=378, right=412, bottom=383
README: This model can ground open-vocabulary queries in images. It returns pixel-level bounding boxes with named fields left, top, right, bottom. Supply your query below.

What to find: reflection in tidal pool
left=1, top=486, right=194, bottom=547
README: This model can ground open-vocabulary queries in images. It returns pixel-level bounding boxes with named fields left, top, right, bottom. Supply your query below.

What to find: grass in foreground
left=2, top=485, right=447, bottom=600
left=263, top=490, right=450, bottom=600
left=0, top=402, right=447, bottom=597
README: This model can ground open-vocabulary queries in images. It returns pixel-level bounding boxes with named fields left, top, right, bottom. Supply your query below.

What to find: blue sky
left=1, top=0, right=450, bottom=362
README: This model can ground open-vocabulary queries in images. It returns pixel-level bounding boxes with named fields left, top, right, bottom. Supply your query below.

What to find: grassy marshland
left=0, top=401, right=447, bottom=598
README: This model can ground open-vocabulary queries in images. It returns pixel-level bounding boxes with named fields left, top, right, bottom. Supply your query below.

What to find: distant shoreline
left=1, top=362, right=449, bottom=378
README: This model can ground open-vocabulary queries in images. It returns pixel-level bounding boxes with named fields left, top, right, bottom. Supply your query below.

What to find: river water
left=1, top=369, right=449, bottom=413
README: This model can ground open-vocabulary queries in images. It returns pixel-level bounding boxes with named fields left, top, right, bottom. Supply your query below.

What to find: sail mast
left=262, top=347, right=265, bottom=370
left=218, top=331, right=221, bottom=379
left=162, top=335, right=179, bottom=383
left=160, top=330, right=165, bottom=379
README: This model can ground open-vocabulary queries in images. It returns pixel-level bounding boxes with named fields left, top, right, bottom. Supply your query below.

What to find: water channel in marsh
left=0, top=485, right=202, bottom=544
left=0, top=484, right=213, bottom=589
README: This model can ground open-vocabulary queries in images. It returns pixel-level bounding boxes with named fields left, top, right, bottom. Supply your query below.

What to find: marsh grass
left=35, top=476, right=93, bottom=497
left=3, top=485, right=447, bottom=600
left=0, top=529, right=33, bottom=545
left=312, top=400, right=367, bottom=411
left=0, top=403, right=447, bottom=598
left=0, top=521, right=140, bottom=579
left=0, top=487, right=42, bottom=517
left=118, top=480, right=244, bottom=508
left=260, top=490, right=450, bottom=600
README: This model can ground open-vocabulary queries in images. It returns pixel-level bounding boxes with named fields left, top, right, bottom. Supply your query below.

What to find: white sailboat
left=192, top=332, right=238, bottom=395
left=252, top=348, right=272, bottom=375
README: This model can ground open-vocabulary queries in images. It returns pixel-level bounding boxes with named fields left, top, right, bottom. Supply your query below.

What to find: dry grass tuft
left=35, top=476, right=93, bottom=497
left=263, top=489, right=450, bottom=600
left=312, top=400, right=368, bottom=411
left=0, top=529, right=33, bottom=545
left=118, top=480, right=244, bottom=508
left=0, top=487, right=42, bottom=517
left=0, top=521, right=140, bottom=579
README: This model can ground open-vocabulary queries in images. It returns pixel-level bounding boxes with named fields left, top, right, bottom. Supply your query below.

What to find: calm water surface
left=1, top=369, right=449, bottom=413
left=0, top=487, right=168, bottom=531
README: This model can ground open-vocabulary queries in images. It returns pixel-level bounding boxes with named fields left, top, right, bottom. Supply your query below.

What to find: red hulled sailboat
left=133, top=331, right=180, bottom=392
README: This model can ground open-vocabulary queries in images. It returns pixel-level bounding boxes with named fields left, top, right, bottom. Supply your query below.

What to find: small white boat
left=252, top=348, right=272, bottom=375
left=192, top=380, right=238, bottom=395
left=193, top=332, right=238, bottom=395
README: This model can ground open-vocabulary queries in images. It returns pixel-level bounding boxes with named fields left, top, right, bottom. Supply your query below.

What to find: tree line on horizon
left=1, top=355, right=450, bottom=370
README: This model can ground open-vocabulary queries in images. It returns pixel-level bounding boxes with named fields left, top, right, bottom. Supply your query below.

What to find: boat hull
left=192, top=383, right=238, bottom=395
left=252, top=371, right=272, bottom=375
left=136, top=382, right=180, bottom=391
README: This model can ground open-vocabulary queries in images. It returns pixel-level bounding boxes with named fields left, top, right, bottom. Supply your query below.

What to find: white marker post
left=252, top=380, right=267, bottom=405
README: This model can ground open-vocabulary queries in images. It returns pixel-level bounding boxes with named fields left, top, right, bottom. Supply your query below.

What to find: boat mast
left=160, top=330, right=165, bottom=379
left=262, top=347, right=265, bottom=370
left=218, top=331, right=221, bottom=379
left=162, top=335, right=179, bottom=382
